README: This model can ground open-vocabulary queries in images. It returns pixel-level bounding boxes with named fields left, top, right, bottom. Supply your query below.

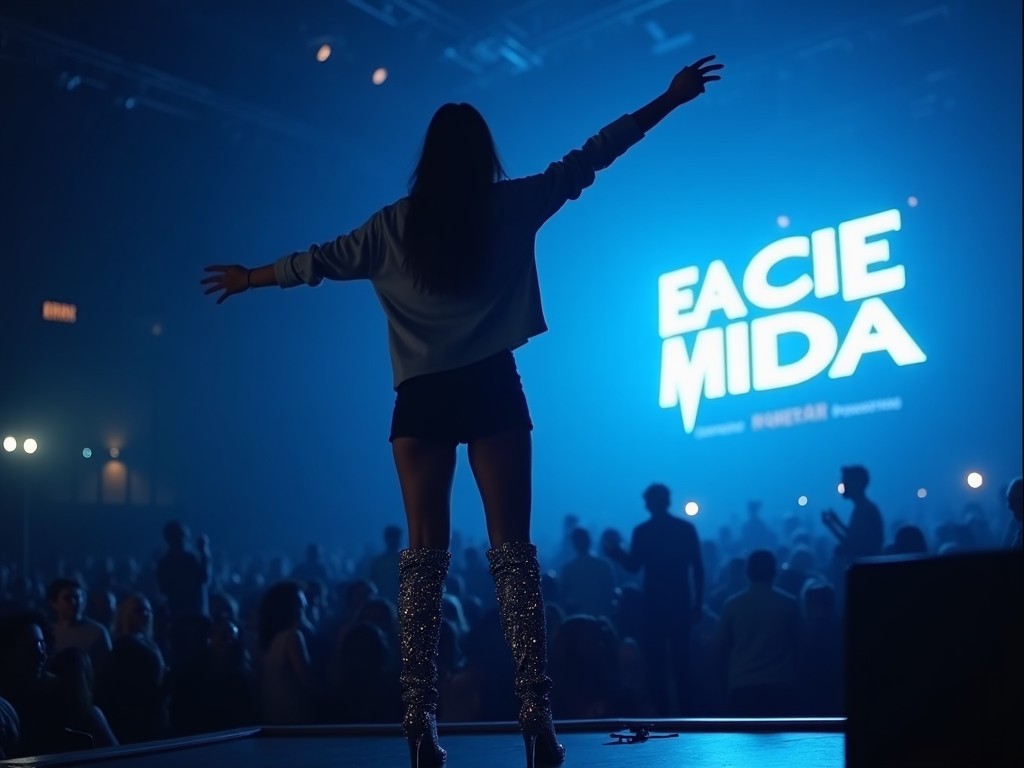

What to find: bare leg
left=392, top=437, right=457, bottom=549
left=467, top=428, right=532, bottom=547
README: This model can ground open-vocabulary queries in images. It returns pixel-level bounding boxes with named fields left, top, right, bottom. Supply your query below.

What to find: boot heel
left=408, top=735, right=423, bottom=768
left=523, top=732, right=537, bottom=768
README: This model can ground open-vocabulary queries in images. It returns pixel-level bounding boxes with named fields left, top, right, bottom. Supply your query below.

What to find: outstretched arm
left=631, top=54, right=723, bottom=133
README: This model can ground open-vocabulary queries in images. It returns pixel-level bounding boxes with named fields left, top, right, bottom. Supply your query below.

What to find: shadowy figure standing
left=604, top=483, right=705, bottom=716
left=203, top=54, right=723, bottom=768
left=156, top=522, right=211, bottom=666
left=368, top=525, right=403, bottom=607
left=822, top=465, right=884, bottom=565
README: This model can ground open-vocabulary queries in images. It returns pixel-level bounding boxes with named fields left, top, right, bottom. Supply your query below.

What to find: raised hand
left=201, top=264, right=249, bottom=304
left=667, top=54, right=723, bottom=106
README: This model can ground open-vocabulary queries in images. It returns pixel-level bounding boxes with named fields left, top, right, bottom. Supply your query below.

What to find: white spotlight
left=907, top=195, right=919, bottom=208
left=372, top=67, right=388, bottom=85
left=777, top=214, right=791, bottom=228
left=916, top=488, right=927, bottom=499
left=23, top=438, right=38, bottom=454
left=684, top=501, right=699, bottom=516
left=83, top=448, right=93, bottom=459
left=966, top=472, right=983, bottom=489
left=837, top=482, right=845, bottom=495
left=2, top=436, right=15, bottom=452
left=797, top=495, right=808, bottom=507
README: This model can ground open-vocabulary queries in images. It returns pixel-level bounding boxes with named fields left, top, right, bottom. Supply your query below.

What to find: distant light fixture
left=797, top=495, right=808, bottom=507
left=372, top=67, right=388, bottom=85
left=777, top=214, right=791, bottom=228
left=966, top=471, right=983, bottom=489
left=907, top=195, right=919, bottom=208
left=684, top=501, right=699, bottom=516
left=151, top=323, right=163, bottom=336
left=23, top=438, right=38, bottom=455
left=42, top=300, right=77, bottom=323
left=123, top=97, right=137, bottom=110
left=316, top=44, right=332, bottom=62
left=83, top=448, right=93, bottom=459
left=837, top=482, right=845, bottom=495
left=3, top=436, right=16, bottom=453
left=916, top=487, right=927, bottom=499
left=110, top=448, right=120, bottom=459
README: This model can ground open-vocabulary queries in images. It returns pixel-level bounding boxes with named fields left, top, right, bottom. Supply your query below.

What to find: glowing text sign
left=659, top=209, right=926, bottom=433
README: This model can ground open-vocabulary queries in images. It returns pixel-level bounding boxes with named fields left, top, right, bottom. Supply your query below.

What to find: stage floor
left=2, top=720, right=845, bottom=768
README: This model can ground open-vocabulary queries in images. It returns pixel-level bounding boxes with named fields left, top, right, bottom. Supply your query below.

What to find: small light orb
left=372, top=67, right=388, bottom=85
left=23, top=438, right=38, bottom=454
left=2, top=436, right=15, bottom=452
left=110, top=447, right=120, bottom=459
left=777, top=214, right=791, bottom=228
left=837, top=482, right=845, bottom=495
left=797, top=495, right=808, bottom=507
left=907, top=195, right=919, bottom=208
left=684, top=501, right=699, bottom=516
left=316, top=44, right=332, bottom=63
left=83, top=448, right=93, bottom=459
left=916, top=487, right=927, bottom=499
left=966, top=472, right=983, bottom=489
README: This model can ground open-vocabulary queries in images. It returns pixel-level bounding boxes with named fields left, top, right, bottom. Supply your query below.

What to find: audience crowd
left=1, top=471, right=1020, bottom=759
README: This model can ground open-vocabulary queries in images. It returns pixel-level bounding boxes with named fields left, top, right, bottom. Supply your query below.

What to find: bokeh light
left=797, top=495, right=808, bottom=507
left=316, top=44, right=332, bottom=63
left=372, top=67, right=388, bottom=85
left=83, top=447, right=93, bottom=459
left=684, top=501, right=699, bottom=516
left=916, top=487, right=927, bottom=499
left=966, top=471, right=983, bottom=489
left=2, top=436, right=15, bottom=452
left=23, top=438, right=38, bottom=454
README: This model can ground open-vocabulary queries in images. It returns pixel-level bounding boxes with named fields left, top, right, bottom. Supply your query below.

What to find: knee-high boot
left=487, top=541, right=565, bottom=767
left=398, top=547, right=451, bottom=767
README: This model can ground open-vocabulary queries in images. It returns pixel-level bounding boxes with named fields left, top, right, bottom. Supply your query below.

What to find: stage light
left=372, top=67, right=388, bottom=85
left=3, top=436, right=16, bottom=452
left=917, top=488, right=927, bottom=499
left=110, top=448, right=120, bottom=459
left=907, top=195, right=919, bottom=208
left=316, top=44, right=332, bottom=62
left=797, top=495, right=808, bottom=507
left=83, top=448, right=93, bottom=459
left=684, top=501, right=699, bottom=516
left=23, top=438, right=38, bottom=455
left=837, top=483, right=845, bottom=495
left=966, top=472, right=983, bottom=489
left=776, top=214, right=790, bottom=228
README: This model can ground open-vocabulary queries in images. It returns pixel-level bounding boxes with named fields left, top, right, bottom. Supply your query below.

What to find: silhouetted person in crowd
left=48, top=648, right=118, bottom=748
left=291, top=544, right=331, bottom=586
left=0, top=612, right=94, bottom=757
left=368, top=525, right=403, bottom=607
left=715, top=550, right=800, bottom=716
left=458, top=547, right=495, bottom=609
left=798, top=582, right=842, bottom=716
left=1004, top=476, right=1022, bottom=549
left=550, top=615, right=621, bottom=718
left=47, top=578, right=111, bottom=676
left=739, top=500, right=777, bottom=555
left=552, top=513, right=581, bottom=572
left=822, top=465, right=883, bottom=564
left=202, top=52, right=723, bottom=766
left=100, top=594, right=169, bottom=743
left=258, top=582, right=315, bottom=725
left=331, top=622, right=403, bottom=723
left=559, top=528, right=616, bottom=619
left=891, top=525, right=928, bottom=555
left=156, top=521, right=210, bottom=666
left=171, top=616, right=259, bottom=734
left=0, top=695, right=16, bottom=758
left=604, top=483, right=705, bottom=715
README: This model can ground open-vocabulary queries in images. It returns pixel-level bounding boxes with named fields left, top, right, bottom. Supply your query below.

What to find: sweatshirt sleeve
left=274, top=211, right=382, bottom=287
left=520, top=114, right=646, bottom=226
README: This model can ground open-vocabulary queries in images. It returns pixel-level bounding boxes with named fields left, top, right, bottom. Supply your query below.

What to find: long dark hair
left=404, top=103, right=506, bottom=295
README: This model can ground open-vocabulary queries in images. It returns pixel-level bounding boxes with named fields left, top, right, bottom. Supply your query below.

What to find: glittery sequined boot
left=398, top=547, right=451, bottom=768
left=487, top=541, right=565, bottom=768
